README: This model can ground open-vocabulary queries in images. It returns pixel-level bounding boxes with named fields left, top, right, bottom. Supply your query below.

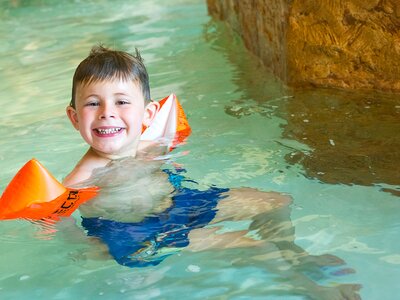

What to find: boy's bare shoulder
left=63, top=149, right=110, bottom=187
left=136, top=140, right=168, bottom=158
left=62, top=142, right=166, bottom=187
left=63, top=165, right=94, bottom=187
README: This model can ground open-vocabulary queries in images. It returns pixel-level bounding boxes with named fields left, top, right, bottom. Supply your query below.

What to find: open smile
left=93, top=127, right=125, bottom=137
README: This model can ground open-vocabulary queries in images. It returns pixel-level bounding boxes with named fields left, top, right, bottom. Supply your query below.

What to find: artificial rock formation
left=205, top=8, right=400, bottom=191
left=207, top=0, right=400, bottom=92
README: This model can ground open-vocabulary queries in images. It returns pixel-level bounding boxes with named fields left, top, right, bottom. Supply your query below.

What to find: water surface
left=0, top=1, right=399, bottom=299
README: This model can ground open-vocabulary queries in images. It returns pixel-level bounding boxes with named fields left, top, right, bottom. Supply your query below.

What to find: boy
left=63, top=45, right=161, bottom=187
left=63, top=46, right=360, bottom=299
left=63, top=45, right=269, bottom=246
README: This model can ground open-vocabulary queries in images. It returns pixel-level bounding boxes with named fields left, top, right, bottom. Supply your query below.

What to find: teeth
left=96, top=127, right=122, bottom=134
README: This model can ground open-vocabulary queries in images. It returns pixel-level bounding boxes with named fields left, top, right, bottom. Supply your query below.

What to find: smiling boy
left=60, top=45, right=361, bottom=299
left=63, top=46, right=160, bottom=187
left=62, top=45, right=290, bottom=253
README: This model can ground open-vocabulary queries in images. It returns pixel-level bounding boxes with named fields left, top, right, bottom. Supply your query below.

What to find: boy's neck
left=86, top=141, right=166, bottom=162
left=87, top=147, right=137, bottom=163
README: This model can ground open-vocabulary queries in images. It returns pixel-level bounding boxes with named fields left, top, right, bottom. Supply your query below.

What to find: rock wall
left=207, top=0, right=400, bottom=92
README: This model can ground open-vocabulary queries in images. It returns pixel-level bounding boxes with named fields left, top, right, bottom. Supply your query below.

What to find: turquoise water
left=0, top=0, right=399, bottom=299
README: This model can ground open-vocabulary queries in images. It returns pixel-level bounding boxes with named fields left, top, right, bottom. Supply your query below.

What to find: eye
left=85, top=101, right=99, bottom=107
left=116, top=99, right=130, bottom=105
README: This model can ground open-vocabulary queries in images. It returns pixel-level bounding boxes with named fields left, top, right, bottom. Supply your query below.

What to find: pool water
left=0, top=0, right=399, bottom=299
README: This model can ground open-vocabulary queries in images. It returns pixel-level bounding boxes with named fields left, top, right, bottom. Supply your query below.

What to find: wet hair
left=70, top=45, right=151, bottom=108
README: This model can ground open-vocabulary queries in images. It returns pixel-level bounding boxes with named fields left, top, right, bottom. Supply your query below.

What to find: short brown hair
left=70, top=45, right=150, bottom=108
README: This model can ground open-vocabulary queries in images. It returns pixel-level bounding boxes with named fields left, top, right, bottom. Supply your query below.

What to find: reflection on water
left=283, top=88, right=400, bottom=190
left=204, top=18, right=400, bottom=298
left=207, top=19, right=400, bottom=194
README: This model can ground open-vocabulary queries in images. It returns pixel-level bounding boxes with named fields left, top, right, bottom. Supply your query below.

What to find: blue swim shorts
left=81, top=169, right=229, bottom=268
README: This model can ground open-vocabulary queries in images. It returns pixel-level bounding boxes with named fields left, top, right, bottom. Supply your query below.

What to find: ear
left=142, top=101, right=160, bottom=127
left=66, top=106, right=80, bottom=130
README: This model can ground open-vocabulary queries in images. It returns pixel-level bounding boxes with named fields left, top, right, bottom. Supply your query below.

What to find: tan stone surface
left=207, top=0, right=289, bottom=81
left=207, top=0, right=400, bottom=92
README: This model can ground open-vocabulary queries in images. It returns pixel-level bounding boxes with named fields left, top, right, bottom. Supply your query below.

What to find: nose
left=98, top=103, right=116, bottom=120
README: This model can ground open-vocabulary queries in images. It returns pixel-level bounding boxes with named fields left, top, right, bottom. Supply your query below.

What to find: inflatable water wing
left=141, top=94, right=191, bottom=148
left=0, top=159, right=99, bottom=221
left=0, top=94, right=190, bottom=221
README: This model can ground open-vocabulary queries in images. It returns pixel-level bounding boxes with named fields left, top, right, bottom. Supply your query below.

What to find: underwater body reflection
left=69, top=154, right=362, bottom=299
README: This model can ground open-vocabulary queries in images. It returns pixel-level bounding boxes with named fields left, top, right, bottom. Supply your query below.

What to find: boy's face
left=67, top=79, right=158, bottom=158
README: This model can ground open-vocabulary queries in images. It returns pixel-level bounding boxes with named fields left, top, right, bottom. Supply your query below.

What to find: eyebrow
left=114, top=92, right=130, bottom=97
left=83, top=94, right=100, bottom=101
left=83, top=92, right=130, bottom=100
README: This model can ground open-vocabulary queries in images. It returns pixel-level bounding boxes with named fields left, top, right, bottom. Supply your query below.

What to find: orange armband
left=0, top=159, right=99, bottom=221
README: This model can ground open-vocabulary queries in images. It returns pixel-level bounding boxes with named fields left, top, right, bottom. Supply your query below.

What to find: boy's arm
left=62, top=166, right=94, bottom=187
